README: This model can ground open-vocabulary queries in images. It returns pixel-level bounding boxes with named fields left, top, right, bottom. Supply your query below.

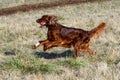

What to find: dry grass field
left=0, top=0, right=120, bottom=80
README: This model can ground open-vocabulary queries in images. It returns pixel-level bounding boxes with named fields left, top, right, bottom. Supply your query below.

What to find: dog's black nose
left=36, top=19, right=40, bottom=23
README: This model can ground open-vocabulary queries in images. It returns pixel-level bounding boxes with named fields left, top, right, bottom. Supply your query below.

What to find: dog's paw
left=32, top=45, right=37, bottom=49
left=32, top=42, right=40, bottom=49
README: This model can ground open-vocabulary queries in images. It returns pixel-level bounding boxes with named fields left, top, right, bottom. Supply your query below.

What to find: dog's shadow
left=34, top=50, right=74, bottom=59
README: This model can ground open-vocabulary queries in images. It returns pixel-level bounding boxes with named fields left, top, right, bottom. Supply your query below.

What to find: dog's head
left=36, top=15, right=58, bottom=27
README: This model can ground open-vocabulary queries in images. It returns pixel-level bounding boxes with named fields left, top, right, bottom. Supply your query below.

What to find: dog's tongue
left=40, top=21, right=46, bottom=26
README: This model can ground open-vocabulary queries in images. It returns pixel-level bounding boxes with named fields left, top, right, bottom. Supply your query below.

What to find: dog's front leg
left=33, top=39, right=49, bottom=49
left=39, top=40, right=49, bottom=45
left=43, top=41, right=56, bottom=51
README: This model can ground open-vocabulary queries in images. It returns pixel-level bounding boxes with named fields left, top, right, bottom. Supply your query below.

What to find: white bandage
left=35, top=42, right=40, bottom=47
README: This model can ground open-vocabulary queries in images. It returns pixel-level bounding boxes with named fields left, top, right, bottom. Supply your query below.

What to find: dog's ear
left=48, top=15, right=58, bottom=25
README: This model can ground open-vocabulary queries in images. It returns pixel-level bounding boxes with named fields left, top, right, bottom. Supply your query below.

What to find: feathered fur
left=33, top=15, right=106, bottom=59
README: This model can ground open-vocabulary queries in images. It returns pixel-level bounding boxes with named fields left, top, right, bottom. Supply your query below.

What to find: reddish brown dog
left=33, top=15, right=106, bottom=59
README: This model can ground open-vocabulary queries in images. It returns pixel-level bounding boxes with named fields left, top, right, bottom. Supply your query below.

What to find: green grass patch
left=105, top=57, right=115, bottom=64
left=87, top=19, right=95, bottom=28
left=57, top=16, right=65, bottom=20
left=88, top=56, right=98, bottom=62
left=61, top=58, right=88, bottom=68
left=99, top=55, right=117, bottom=65
left=0, top=55, right=58, bottom=74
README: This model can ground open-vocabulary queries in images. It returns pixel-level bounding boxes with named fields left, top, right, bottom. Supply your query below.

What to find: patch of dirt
left=0, top=0, right=108, bottom=16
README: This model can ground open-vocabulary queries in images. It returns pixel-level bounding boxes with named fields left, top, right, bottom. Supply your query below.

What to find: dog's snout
left=36, top=19, right=40, bottom=23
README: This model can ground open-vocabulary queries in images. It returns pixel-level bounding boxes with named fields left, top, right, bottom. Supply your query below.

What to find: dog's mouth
left=39, top=21, right=46, bottom=27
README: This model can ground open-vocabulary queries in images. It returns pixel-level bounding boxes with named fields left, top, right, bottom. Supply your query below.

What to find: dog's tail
left=89, top=22, right=106, bottom=38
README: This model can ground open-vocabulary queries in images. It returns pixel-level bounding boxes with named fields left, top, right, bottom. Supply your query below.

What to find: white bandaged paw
left=35, top=42, right=40, bottom=47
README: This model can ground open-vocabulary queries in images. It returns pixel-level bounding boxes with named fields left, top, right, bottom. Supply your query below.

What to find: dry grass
left=0, top=0, right=120, bottom=80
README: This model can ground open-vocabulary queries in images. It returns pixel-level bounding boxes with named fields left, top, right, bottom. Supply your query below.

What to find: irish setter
left=33, top=15, right=106, bottom=59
